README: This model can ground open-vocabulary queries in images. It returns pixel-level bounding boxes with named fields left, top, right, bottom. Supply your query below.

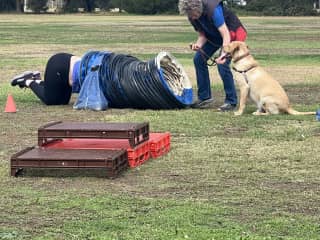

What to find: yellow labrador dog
left=223, top=41, right=315, bottom=116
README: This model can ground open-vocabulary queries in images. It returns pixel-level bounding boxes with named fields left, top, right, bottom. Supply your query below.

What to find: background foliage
left=0, top=0, right=15, bottom=12
left=0, top=0, right=319, bottom=15
left=28, top=0, right=48, bottom=13
left=244, top=0, right=317, bottom=16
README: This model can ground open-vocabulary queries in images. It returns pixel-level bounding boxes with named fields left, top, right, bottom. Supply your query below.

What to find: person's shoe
left=218, top=103, right=237, bottom=112
left=11, top=78, right=28, bottom=88
left=11, top=71, right=34, bottom=88
left=32, top=71, right=41, bottom=80
left=11, top=71, right=40, bottom=88
left=191, top=97, right=214, bottom=109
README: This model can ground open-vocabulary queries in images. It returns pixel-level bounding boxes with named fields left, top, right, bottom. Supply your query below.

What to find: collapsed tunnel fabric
left=74, top=51, right=193, bottom=110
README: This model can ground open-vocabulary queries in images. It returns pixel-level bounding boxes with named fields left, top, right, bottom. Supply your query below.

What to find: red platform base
left=43, top=138, right=150, bottom=168
left=43, top=132, right=171, bottom=167
left=149, top=133, right=171, bottom=158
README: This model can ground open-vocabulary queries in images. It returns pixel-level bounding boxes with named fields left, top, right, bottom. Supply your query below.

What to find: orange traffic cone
left=4, top=94, right=17, bottom=113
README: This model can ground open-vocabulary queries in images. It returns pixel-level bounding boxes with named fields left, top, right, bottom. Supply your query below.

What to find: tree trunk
left=16, top=0, right=21, bottom=12
left=64, top=0, right=71, bottom=8
left=85, top=0, right=94, bottom=12
left=119, top=0, right=122, bottom=12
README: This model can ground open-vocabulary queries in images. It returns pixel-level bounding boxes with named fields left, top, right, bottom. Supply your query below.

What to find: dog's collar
left=232, top=64, right=258, bottom=84
left=232, top=64, right=258, bottom=74
left=233, top=52, right=251, bottom=63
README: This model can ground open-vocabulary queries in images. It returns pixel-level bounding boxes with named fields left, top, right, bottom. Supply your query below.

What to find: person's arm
left=209, top=4, right=229, bottom=64
left=211, top=4, right=231, bottom=64
left=191, top=31, right=207, bottom=51
left=215, top=23, right=230, bottom=64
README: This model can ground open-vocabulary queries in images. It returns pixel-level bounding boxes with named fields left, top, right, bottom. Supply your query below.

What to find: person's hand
left=189, top=43, right=201, bottom=51
left=189, top=34, right=207, bottom=51
left=215, top=55, right=226, bottom=64
left=215, top=50, right=227, bottom=64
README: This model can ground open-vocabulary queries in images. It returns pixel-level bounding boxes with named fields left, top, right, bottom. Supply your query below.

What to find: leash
left=189, top=40, right=231, bottom=67
left=190, top=19, right=233, bottom=67
left=189, top=42, right=218, bottom=66
left=190, top=43, right=218, bottom=66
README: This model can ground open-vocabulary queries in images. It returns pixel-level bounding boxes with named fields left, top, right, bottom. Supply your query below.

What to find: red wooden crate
left=149, top=132, right=171, bottom=158
left=43, top=138, right=150, bottom=168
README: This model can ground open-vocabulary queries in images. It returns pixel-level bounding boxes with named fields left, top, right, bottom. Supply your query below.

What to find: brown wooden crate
left=38, top=121, right=149, bottom=147
left=11, top=147, right=128, bottom=178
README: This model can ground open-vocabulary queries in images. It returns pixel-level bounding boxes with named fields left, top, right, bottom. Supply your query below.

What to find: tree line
left=0, top=0, right=179, bottom=14
left=0, top=0, right=318, bottom=16
left=244, top=0, right=317, bottom=16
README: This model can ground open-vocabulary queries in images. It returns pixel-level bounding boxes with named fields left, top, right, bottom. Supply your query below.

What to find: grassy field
left=0, top=14, right=320, bottom=240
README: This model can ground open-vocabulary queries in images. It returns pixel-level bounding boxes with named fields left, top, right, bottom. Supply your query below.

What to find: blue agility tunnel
left=73, top=51, right=193, bottom=110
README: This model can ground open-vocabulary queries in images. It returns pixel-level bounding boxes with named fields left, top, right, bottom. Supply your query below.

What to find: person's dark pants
left=193, top=42, right=237, bottom=105
left=29, top=53, right=73, bottom=105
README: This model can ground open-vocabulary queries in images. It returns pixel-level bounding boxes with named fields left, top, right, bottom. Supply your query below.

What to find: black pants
left=30, top=53, right=73, bottom=105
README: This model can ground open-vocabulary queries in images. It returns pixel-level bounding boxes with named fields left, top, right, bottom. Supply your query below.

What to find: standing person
left=179, top=0, right=247, bottom=110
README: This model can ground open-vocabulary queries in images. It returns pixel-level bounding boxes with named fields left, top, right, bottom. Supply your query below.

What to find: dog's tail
left=287, top=107, right=315, bottom=115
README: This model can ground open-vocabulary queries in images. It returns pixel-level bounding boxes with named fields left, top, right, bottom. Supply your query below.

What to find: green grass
left=1, top=191, right=319, bottom=239
left=0, top=15, right=320, bottom=239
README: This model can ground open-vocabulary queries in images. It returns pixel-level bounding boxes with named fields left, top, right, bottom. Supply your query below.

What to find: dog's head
left=223, top=41, right=249, bottom=61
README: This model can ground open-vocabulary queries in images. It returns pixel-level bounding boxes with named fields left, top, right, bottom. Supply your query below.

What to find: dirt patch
left=261, top=181, right=320, bottom=216
left=284, top=85, right=320, bottom=104
left=313, top=128, right=320, bottom=136
left=224, top=127, right=249, bottom=137
left=198, top=84, right=319, bottom=107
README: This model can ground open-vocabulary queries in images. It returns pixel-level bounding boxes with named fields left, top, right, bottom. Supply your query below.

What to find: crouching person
left=11, top=53, right=81, bottom=105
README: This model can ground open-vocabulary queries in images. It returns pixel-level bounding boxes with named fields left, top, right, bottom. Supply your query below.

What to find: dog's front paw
left=234, top=111, right=243, bottom=116
left=252, top=111, right=261, bottom=116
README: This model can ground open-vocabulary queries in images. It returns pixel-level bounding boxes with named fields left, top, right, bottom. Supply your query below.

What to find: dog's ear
left=224, top=42, right=238, bottom=53
left=231, top=45, right=240, bottom=55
